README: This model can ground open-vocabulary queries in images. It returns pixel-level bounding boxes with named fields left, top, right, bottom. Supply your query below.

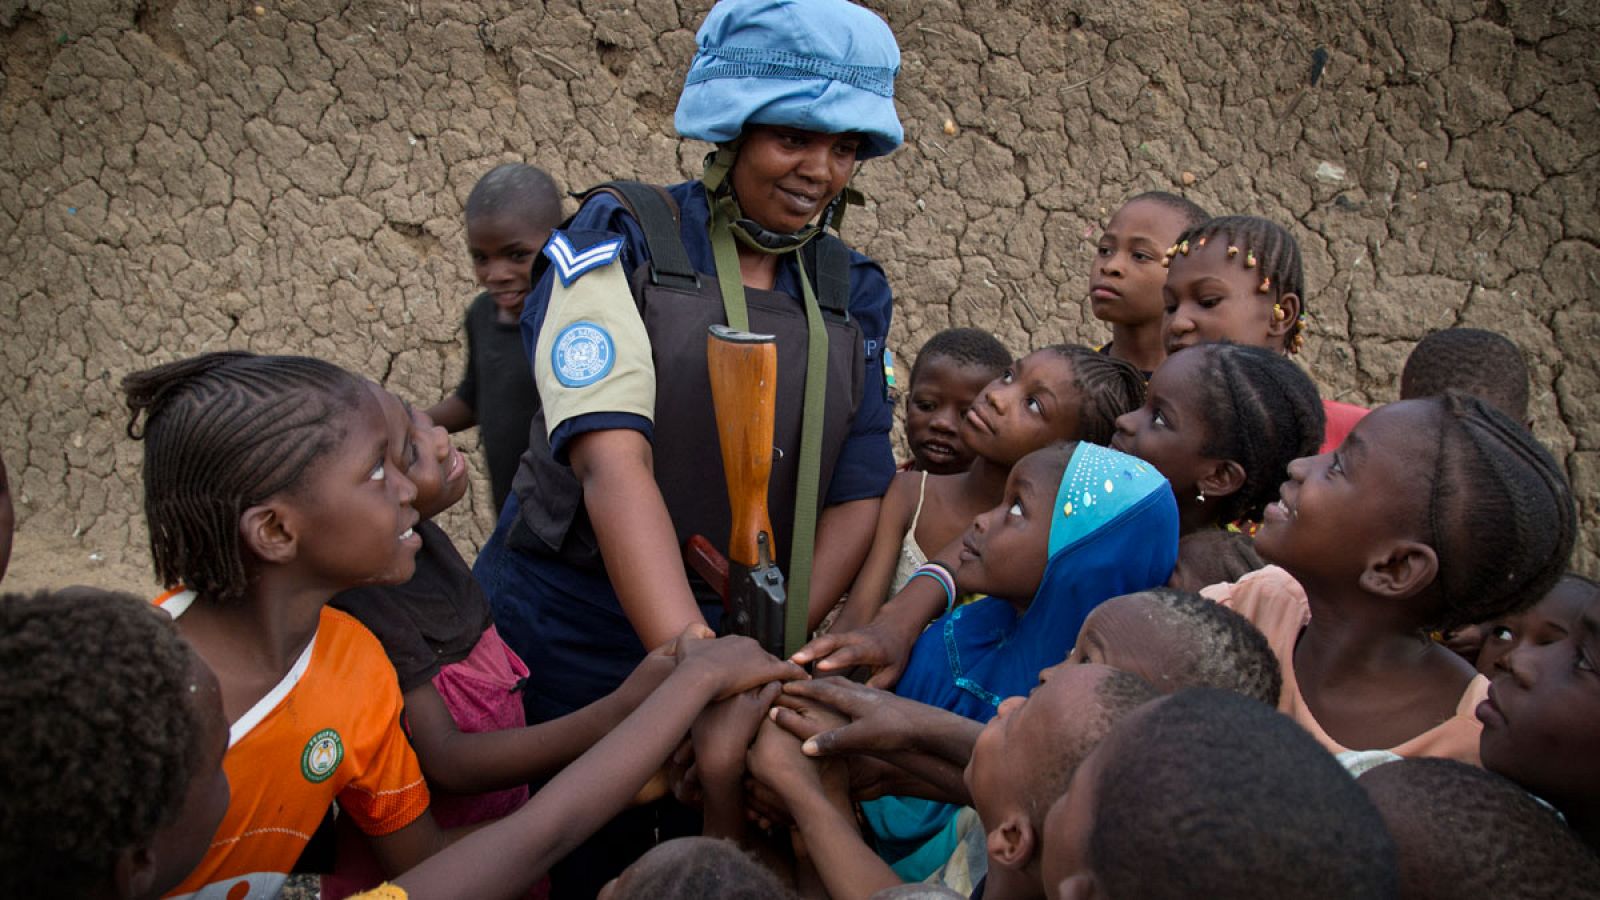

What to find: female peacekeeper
left=471, top=0, right=903, bottom=890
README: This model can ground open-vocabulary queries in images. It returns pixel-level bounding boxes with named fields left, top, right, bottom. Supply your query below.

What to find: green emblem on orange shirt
left=301, top=728, right=344, bottom=783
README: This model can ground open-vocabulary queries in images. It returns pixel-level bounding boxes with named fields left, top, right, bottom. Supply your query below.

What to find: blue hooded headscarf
left=894, top=441, right=1179, bottom=720
left=674, top=0, right=904, bottom=159
left=864, top=442, right=1178, bottom=880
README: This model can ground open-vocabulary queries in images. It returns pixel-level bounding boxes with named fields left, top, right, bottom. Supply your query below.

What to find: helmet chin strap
left=701, top=144, right=863, bottom=254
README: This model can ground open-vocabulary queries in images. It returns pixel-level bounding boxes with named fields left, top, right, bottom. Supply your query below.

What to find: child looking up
left=1204, top=394, right=1576, bottom=764
left=1064, top=587, right=1281, bottom=706
left=124, top=352, right=451, bottom=898
left=1465, top=573, right=1596, bottom=676
left=1111, top=343, right=1324, bottom=590
left=1162, top=215, right=1366, bottom=451
left=857, top=442, right=1175, bottom=881
left=901, top=328, right=1011, bottom=475
left=0, top=587, right=230, bottom=900
left=0, top=582, right=802, bottom=900
left=1042, top=689, right=1398, bottom=900
left=1477, top=574, right=1600, bottom=851
left=826, top=346, right=1144, bottom=638
left=1089, top=192, right=1209, bottom=376
left=426, top=163, right=563, bottom=515
left=746, top=664, right=1158, bottom=900
left=1400, top=326, right=1532, bottom=427
left=1358, top=758, right=1600, bottom=899
left=324, top=395, right=675, bottom=897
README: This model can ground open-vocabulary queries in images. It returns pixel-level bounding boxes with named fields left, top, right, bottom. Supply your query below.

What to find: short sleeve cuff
left=823, top=432, right=895, bottom=505
left=550, top=412, right=655, bottom=466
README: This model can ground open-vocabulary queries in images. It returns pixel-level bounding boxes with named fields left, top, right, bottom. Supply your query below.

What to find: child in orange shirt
left=124, top=352, right=451, bottom=898
left=325, top=395, right=675, bottom=897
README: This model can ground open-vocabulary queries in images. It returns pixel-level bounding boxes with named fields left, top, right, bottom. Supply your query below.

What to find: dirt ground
left=2, top=0, right=1598, bottom=579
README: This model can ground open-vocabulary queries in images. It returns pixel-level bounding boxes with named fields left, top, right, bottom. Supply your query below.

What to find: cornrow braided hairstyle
left=1043, top=344, right=1146, bottom=446
left=0, top=588, right=201, bottom=898
left=1417, top=393, right=1576, bottom=630
left=1188, top=343, right=1326, bottom=524
left=1400, top=327, right=1530, bottom=424
left=123, top=351, right=365, bottom=604
left=1173, top=216, right=1307, bottom=354
left=910, top=327, right=1011, bottom=383
left=1126, top=191, right=1210, bottom=231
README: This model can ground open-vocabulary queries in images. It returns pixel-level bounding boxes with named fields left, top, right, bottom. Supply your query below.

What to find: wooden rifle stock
left=706, top=324, right=787, bottom=655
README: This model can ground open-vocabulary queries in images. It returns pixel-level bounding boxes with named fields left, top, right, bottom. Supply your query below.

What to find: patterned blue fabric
left=675, top=0, right=903, bottom=158
left=862, top=443, right=1177, bottom=879
left=897, top=442, right=1177, bottom=721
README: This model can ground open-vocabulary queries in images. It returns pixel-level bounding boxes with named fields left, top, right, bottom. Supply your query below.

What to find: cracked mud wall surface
left=2, top=0, right=1597, bottom=584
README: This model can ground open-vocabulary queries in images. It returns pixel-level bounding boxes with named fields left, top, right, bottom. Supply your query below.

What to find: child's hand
left=676, top=634, right=807, bottom=700
left=769, top=690, right=853, bottom=744
left=692, top=682, right=782, bottom=791
left=614, top=636, right=684, bottom=709
left=779, top=677, right=930, bottom=757
left=790, top=618, right=917, bottom=689
left=748, top=718, right=833, bottom=807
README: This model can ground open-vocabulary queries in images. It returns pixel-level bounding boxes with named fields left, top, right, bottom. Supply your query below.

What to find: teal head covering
left=897, top=442, right=1179, bottom=720
left=674, top=0, right=904, bottom=160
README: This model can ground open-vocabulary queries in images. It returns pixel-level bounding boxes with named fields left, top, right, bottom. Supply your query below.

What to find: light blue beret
left=674, top=0, right=904, bottom=159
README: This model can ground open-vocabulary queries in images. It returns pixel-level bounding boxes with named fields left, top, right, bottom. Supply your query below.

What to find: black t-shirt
left=456, top=292, right=539, bottom=513
left=329, top=520, right=491, bottom=693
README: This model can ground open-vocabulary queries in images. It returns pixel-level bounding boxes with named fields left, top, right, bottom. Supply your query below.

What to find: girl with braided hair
left=123, top=351, right=456, bottom=898
left=1203, top=393, right=1577, bottom=764
left=1111, top=343, right=1325, bottom=591
left=815, top=345, right=1146, bottom=651
left=1162, top=214, right=1368, bottom=452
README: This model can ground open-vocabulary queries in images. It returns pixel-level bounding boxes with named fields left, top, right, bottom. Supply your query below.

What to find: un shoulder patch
left=553, top=321, right=616, bottom=388
left=301, top=729, right=344, bottom=783
left=545, top=231, right=624, bottom=287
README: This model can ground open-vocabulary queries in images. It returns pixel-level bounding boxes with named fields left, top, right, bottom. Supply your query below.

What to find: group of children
left=0, top=48, right=1597, bottom=898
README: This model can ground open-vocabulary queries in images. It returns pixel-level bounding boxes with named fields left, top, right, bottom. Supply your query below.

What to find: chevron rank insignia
left=545, top=232, right=625, bottom=288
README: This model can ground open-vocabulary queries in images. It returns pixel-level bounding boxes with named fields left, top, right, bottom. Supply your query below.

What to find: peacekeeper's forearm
left=807, top=497, right=881, bottom=631
left=570, top=428, right=705, bottom=649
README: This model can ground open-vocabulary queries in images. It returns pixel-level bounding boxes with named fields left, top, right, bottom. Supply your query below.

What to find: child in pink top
left=325, top=393, right=674, bottom=898
left=1201, top=394, right=1574, bottom=763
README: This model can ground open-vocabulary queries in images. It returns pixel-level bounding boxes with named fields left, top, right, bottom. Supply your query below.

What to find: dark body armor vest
left=508, top=182, right=864, bottom=603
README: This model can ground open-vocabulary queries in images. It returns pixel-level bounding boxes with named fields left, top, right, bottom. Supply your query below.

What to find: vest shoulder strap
left=578, top=181, right=701, bottom=291
left=804, top=233, right=851, bottom=322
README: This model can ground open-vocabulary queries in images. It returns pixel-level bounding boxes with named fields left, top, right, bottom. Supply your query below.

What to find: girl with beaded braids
left=123, top=351, right=459, bottom=899
left=1111, top=343, right=1325, bottom=591
left=470, top=0, right=902, bottom=892
left=1203, top=393, right=1577, bottom=764
left=1161, top=214, right=1369, bottom=452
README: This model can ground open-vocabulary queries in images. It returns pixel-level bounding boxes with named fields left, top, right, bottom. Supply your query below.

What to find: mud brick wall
left=2, top=0, right=1596, bottom=576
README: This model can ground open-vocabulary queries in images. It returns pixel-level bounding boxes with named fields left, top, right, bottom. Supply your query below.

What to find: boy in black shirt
left=427, top=163, right=563, bottom=514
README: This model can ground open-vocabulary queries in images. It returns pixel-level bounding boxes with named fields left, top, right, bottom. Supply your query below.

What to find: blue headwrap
left=675, top=0, right=904, bottom=159
left=864, top=443, right=1178, bottom=880
left=894, top=442, right=1179, bottom=721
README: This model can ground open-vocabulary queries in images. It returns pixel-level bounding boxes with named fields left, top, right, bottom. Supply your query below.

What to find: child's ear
left=1197, top=459, right=1247, bottom=503
left=1267, top=291, right=1302, bottom=341
left=112, top=845, right=157, bottom=899
left=239, top=502, right=297, bottom=565
left=985, top=815, right=1037, bottom=871
left=1359, top=540, right=1438, bottom=600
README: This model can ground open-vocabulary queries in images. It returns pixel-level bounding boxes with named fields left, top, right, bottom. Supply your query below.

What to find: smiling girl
left=1162, top=215, right=1368, bottom=452
left=123, top=352, right=456, bottom=898
left=1203, top=394, right=1576, bottom=764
